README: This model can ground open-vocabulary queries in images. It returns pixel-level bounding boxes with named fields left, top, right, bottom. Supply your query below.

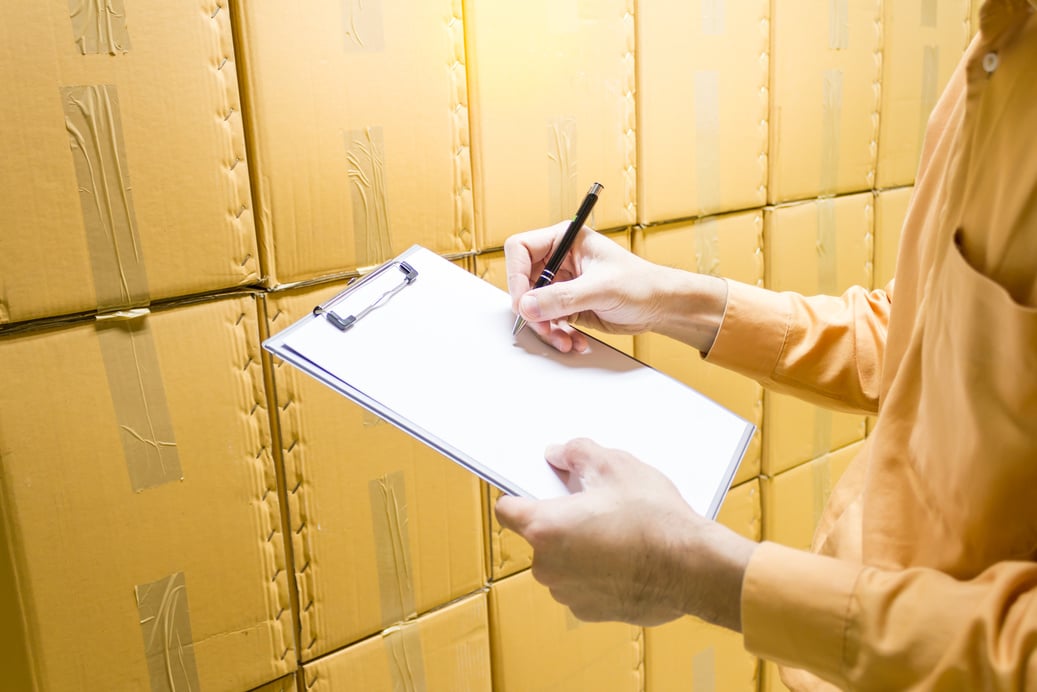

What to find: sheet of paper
left=265, top=246, right=753, bottom=518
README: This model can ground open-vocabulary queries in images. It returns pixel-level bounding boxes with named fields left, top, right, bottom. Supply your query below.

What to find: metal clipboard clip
left=312, top=260, right=419, bottom=332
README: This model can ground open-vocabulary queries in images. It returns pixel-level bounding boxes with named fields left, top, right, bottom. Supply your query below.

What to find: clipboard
left=263, top=245, right=755, bottom=519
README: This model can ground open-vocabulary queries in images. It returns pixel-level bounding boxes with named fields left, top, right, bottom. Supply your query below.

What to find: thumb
left=519, top=278, right=603, bottom=323
left=494, top=493, right=538, bottom=534
left=544, top=439, right=611, bottom=488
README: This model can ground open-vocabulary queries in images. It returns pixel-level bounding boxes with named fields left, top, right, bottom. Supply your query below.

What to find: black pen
left=512, top=182, right=604, bottom=337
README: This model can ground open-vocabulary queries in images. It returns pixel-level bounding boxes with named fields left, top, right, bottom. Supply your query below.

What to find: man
left=495, top=1, right=1037, bottom=689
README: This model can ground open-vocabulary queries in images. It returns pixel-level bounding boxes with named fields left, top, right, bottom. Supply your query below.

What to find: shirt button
left=982, top=51, right=1000, bottom=74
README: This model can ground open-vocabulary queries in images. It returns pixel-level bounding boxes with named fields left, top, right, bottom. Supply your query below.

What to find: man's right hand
left=503, top=223, right=729, bottom=354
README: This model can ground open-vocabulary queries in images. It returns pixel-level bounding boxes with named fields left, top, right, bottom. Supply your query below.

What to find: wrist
left=670, top=518, right=757, bottom=632
left=649, top=268, right=729, bottom=354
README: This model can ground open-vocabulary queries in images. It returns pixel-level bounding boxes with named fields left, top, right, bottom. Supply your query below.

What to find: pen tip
left=511, top=316, right=525, bottom=337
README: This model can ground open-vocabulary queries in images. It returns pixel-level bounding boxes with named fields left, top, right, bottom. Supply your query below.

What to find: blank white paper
left=265, top=246, right=753, bottom=518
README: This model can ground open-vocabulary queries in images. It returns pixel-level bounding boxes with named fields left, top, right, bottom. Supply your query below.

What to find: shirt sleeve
left=704, top=279, right=893, bottom=415
left=742, top=541, right=1037, bottom=690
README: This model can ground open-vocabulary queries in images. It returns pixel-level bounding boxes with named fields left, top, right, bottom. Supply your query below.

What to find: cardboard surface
left=0, top=0, right=257, bottom=325
left=488, top=569, right=643, bottom=692
left=633, top=211, right=765, bottom=485
left=877, top=1, right=969, bottom=188
left=0, top=296, right=294, bottom=691
left=763, top=194, right=872, bottom=475
left=762, top=441, right=863, bottom=550
left=466, top=0, right=636, bottom=248
left=768, top=0, right=882, bottom=203
left=874, top=187, right=913, bottom=289
left=636, top=0, right=769, bottom=223
left=645, top=479, right=760, bottom=692
left=263, top=280, right=485, bottom=659
left=300, top=592, right=491, bottom=692
left=232, top=0, right=474, bottom=285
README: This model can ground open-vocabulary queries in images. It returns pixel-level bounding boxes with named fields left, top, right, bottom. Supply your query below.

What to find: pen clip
left=313, top=260, right=419, bottom=332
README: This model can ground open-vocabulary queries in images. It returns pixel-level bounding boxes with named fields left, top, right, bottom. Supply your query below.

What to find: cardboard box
left=763, top=194, right=872, bottom=475
left=300, top=592, right=492, bottom=691
left=636, top=0, right=769, bottom=223
left=877, top=1, right=969, bottom=188
left=645, top=479, right=760, bottom=692
left=768, top=0, right=882, bottom=203
left=263, top=279, right=485, bottom=659
left=762, top=441, right=863, bottom=550
left=466, top=0, right=636, bottom=248
left=762, top=660, right=791, bottom=692
left=971, top=0, right=984, bottom=36
left=0, top=0, right=258, bottom=325
left=488, top=569, right=643, bottom=691
left=633, top=211, right=765, bottom=484
left=0, top=295, right=294, bottom=691
left=231, top=0, right=474, bottom=285
left=874, top=186, right=913, bottom=289
left=253, top=674, right=299, bottom=692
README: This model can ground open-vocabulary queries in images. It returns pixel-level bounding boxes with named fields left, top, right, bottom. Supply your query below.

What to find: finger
left=519, top=277, right=607, bottom=327
left=544, top=438, right=611, bottom=487
left=504, top=223, right=572, bottom=309
left=494, top=493, right=538, bottom=535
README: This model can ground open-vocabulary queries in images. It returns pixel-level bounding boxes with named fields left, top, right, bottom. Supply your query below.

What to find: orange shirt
left=705, top=1, right=1037, bottom=688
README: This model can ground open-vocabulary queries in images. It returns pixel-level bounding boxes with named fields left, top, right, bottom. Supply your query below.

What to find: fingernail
left=544, top=443, right=563, bottom=458
left=520, top=294, right=540, bottom=320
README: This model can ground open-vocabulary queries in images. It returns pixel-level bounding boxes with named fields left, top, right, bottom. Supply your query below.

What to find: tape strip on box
left=918, top=45, right=940, bottom=163
left=135, top=572, right=201, bottom=692
left=343, top=0, right=385, bottom=51
left=68, top=0, right=131, bottom=55
left=921, top=0, right=938, bottom=28
left=829, top=0, right=849, bottom=49
left=383, top=622, right=427, bottom=690
left=62, top=84, right=150, bottom=312
left=346, top=127, right=394, bottom=267
left=548, top=117, right=579, bottom=223
left=96, top=312, right=182, bottom=491
left=694, top=218, right=722, bottom=277
left=369, top=471, right=417, bottom=626
left=819, top=70, right=844, bottom=196
left=695, top=70, right=721, bottom=212
left=812, top=455, right=832, bottom=529
left=692, top=646, right=717, bottom=692
left=813, top=199, right=838, bottom=456
left=701, top=0, right=725, bottom=36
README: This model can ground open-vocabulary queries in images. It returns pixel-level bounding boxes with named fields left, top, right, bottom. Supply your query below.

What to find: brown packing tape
left=695, top=70, right=721, bottom=212
left=369, top=471, right=417, bottom=627
left=343, top=0, right=386, bottom=51
left=918, top=45, right=941, bottom=165
left=383, top=622, right=427, bottom=691
left=921, top=0, right=938, bottom=28
left=819, top=70, right=844, bottom=196
left=692, top=645, right=717, bottom=692
left=135, top=572, right=201, bottom=692
left=68, top=0, right=131, bottom=55
left=813, top=199, right=838, bottom=457
left=694, top=218, right=721, bottom=277
left=547, top=117, right=579, bottom=223
left=96, top=311, right=182, bottom=492
left=61, top=84, right=150, bottom=312
left=829, top=0, right=849, bottom=49
left=701, top=0, right=725, bottom=36
left=346, top=127, right=394, bottom=267
left=811, top=455, right=833, bottom=529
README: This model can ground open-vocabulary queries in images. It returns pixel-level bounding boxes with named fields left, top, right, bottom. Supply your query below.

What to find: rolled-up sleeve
left=742, top=542, right=1037, bottom=690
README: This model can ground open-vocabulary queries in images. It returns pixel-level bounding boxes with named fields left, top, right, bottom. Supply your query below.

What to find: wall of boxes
left=0, top=0, right=978, bottom=690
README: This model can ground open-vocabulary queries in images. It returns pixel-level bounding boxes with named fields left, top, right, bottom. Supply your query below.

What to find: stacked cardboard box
left=1, top=1, right=976, bottom=690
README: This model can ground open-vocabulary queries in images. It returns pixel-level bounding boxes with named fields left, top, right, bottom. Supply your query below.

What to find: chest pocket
left=911, top=230, right=1037, bottom=568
